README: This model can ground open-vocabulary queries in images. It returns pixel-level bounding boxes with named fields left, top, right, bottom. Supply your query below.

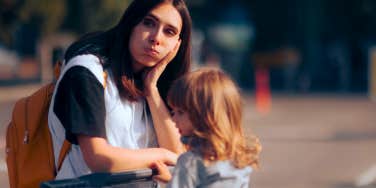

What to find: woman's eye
left=170, top=110, right=175, bottom=116
left=143, top=18, right=155, bottom=27
left=164, top=28, right=177, bottom=37
left=177, top=110, right=184, bottom=115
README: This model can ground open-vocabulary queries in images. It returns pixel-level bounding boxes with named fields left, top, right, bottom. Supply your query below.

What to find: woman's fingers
left=155, top=39, right=181, bottom=72
left=161, top=39, right=181, bottom=65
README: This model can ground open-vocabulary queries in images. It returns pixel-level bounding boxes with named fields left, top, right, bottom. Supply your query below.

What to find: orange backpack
left=5, top=62, right=71, bottom=188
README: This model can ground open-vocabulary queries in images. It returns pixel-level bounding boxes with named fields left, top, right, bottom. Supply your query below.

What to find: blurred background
left=0, top=0, right=376, bottom=188
left=1, top=0, right=376, bottom=94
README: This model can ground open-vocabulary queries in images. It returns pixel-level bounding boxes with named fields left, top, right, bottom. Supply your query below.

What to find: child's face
left=171, top=107, right=194, bottom=136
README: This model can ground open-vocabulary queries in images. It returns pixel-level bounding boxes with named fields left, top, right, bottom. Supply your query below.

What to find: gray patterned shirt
left=167, top=151, right=253, bottom=188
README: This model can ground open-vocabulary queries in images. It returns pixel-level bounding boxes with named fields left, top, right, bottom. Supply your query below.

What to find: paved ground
left=0, top=84, right=376, bottom=188
left=246, top=95, right=376, bottom=188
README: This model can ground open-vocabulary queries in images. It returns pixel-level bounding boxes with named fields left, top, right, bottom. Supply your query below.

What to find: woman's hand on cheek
left=143, top=39, right=181, bottom=96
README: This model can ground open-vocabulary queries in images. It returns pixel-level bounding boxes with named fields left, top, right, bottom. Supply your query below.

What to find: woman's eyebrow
left=146, top=13, right=180, bottom=32
left=145, top=14, right=159, bottom=21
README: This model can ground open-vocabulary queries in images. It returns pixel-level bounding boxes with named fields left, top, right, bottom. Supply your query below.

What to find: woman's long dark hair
left=65, top=0, right=192, bottom=102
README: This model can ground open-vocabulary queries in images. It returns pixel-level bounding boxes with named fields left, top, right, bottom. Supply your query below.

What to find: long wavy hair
left=65, top=0, right=192, bottom=102
left=167, top=68, right=261, bottom=168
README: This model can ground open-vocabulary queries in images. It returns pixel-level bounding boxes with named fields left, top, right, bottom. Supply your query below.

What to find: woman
left=48, top=0, right=192, bottom=179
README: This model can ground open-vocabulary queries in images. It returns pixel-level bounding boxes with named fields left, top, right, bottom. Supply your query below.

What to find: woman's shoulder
left=66, top=54, right=101, bottom=65
left=64, top=31, right=109, bottom=63
left=62, top=54, right=106, bottom=86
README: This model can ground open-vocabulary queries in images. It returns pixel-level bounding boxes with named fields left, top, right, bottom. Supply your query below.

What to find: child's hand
left=152, top=161, right=172, bottom=183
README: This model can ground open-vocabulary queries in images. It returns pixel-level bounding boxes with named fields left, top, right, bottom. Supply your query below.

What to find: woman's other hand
left=161, top=147, right=178, bottom=166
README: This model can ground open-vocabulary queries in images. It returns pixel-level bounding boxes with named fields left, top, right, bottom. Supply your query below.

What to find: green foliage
left=82, top=0, right=131, bottom=33
left=18, top=0, right=132, bottom=34
left=19, top=0, right=66, bottom=34
left=0, top=0, right=131, bottom=41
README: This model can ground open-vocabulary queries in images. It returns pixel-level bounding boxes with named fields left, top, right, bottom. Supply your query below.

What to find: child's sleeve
left=166, top=153, right=199, bottom=188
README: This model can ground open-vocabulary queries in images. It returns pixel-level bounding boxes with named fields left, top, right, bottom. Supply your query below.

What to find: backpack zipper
left=23, top=98, right=29, bottom=144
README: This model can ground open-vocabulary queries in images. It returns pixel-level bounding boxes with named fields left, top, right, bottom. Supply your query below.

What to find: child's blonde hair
left=167, top=68, right=261, bottom=169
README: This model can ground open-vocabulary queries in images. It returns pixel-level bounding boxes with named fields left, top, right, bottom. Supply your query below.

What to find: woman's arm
left=55, top=56, right=178, bottom=173
left=146, top=87, right=184, bottom=153
left=78, top=135, right=177, bottom=172
left=144, top=40, right=185, bottom=154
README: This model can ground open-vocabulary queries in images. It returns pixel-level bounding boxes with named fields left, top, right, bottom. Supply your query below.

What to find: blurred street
left=0, top=85, right=375, bottom=188
left=245, top=94, right=376, bottom=188
left=1, top=0, right=376, bottom=187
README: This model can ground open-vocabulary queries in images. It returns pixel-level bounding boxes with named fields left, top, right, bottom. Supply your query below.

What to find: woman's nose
left=149, top=28, right=163, bottom=45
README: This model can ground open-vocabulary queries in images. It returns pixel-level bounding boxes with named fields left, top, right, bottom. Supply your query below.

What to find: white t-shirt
left=48, top=54, right=158, bottom=179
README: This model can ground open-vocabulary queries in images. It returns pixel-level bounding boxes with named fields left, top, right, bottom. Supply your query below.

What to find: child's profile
left=153, top=68, right=261, bottom=188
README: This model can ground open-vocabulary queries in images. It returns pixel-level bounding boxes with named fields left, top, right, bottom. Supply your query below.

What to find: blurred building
left=189, top=0, right=375, bottom=94
left=1, top=0, right=375, bottom=95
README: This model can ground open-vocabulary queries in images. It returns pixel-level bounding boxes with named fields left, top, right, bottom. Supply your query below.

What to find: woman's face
left=129, top=3, right=182, bottom=73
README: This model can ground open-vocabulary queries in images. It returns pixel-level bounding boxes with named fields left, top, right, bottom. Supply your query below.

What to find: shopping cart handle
left=40, top=166, right=174, bottom=188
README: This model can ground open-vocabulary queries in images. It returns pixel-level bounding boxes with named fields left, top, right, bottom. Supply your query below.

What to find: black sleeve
left=54, top=66, right=106, bottom=144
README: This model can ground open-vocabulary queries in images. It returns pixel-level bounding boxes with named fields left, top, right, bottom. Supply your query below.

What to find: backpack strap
left=103, top=71, right=108, bottom=88
left=57, top=140, right=71, bottom=171
left=53, top=60, right=62, bottom=81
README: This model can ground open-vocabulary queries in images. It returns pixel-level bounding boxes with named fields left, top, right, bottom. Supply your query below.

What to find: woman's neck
left=132, top=60, right=145, bottom=74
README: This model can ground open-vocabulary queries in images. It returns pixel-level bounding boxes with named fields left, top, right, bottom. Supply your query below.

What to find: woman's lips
left=144, top=47, right=159, bottom=57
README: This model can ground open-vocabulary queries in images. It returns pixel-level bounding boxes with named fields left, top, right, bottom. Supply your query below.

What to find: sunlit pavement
left=245, top=94, right=376, bottom=188
left=1, top=85, right=376, bottom=188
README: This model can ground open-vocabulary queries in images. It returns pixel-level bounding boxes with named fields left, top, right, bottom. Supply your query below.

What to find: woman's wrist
left=160, top=148, right=178, bottom=166
left=145, top=86, right=159, bottom=98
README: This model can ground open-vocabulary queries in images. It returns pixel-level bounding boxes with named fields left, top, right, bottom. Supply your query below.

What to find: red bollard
left=255, top=67, right=271, bottom=115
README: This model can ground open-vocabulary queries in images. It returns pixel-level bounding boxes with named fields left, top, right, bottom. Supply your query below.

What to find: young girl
left=153, top=68, right=261, bottom=187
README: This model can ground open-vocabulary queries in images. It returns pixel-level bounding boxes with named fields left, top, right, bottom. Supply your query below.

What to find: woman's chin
left=139, top=58, right=159, bottom=67
left=144, top=61, right=158, bottom=67
left=133, top=60, right=158, bottom=72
